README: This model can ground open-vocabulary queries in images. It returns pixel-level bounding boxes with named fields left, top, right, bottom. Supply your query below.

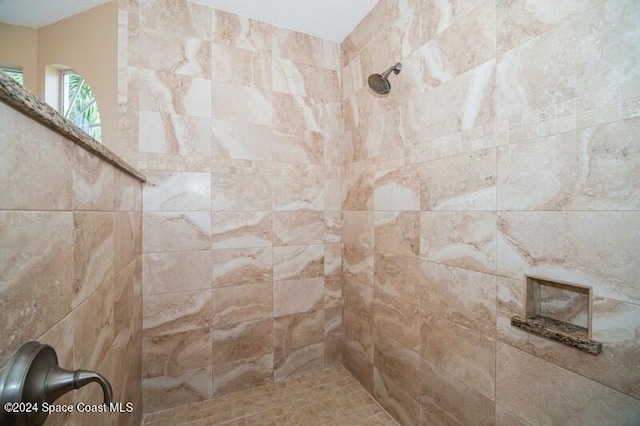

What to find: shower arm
left=380, top=63, right=402, bottom=78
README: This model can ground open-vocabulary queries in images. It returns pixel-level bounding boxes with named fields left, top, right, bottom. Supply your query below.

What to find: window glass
left=1, top=67, right=24, bottom=86
left=61, top=71, right=102, bottom=142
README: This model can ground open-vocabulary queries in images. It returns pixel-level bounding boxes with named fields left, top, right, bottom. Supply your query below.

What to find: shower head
left=367, top=63, right=402, bottom=95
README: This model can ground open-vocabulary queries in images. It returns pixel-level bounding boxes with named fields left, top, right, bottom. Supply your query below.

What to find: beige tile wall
left=341, top=0, right=640, bottom=424
left=124, top=0, right=344, bottom=413
left=0, top=102, right=143, bottom=426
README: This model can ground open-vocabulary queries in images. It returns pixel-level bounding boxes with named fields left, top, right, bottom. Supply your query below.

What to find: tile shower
left=1, top=0, right=639, bottom=425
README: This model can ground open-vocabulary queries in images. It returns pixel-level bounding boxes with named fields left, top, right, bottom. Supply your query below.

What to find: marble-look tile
left=324, top=278, right=343, bottom=309
left=143, top=172, right=211, bottom=211
left=211, top=173, right=272, bottom=211
left=73, top=145, right=115, bottom=211
left=272, top=58, right=340, bottom=102
left=73, top=212, right=114, bottom=308
left=420, top=261, right=496, bottom=337
left=143, top=250, right=211, bottom=295
left=273, top=211, right=324, bottom=245
left=273, top=244, right=324, bottom=281
left=323, top=179, right=342, bottom=211
left=0, top=104, right=73, bottom=210
left=373, top=368, right=420, bottom=426
left=496, top=0, right=607, bottom=54
left=421, top=0, right=487, bottom=40
left=212, top=318, right=273, bottom=363
left=212, top=283, right=272, bottom=327
left=139, top=0, right=211, bottom=40
left=211, top=82, right=271, bottom=126
left=212, top=353, right=273, bottom=397
left=273, top=27, right=340, bottom=70
left=139, top=69, right=211, bottom=118
left=375, top=211, right=420, bottom=257
left=211, top=10, right=271, bottom=53
left=142, top=367, right=213, bottom=413
left=420, top=313, right=496, bottom=399
left=342, top=340, right=374, bottom=394
left=143, top=289, right=212, bottom=335
left=342, top=211, right=374, bottom=249
left=274, top=310, right=324, bottom=354
left=497, top=212, right=640, bottom=305
left=324, top=243, right=342, bottom=279
left=211, top=119, right=274, bottom=161
left=420, top=148, right=496, bottom=210
left=138, top=28, right=210, bottom=77
left=138, top=111, right=211, bottom=156
left=374, top=252, right=421, bottom=304
left=324, top=307, right=343, bottom=366
left=374, top=166, right=421, bottom=211
left=497, top=119, right=640, bottom=211
left=211, top=247, right=272, bottom=287
left=420, top=211, right=497, bottom=274
left=211, top=211, right=271, bottom=249
left=113, top=211, right=141, bottom=273
left=273, top=177, right=323, bottom=211
left=498, top=277, right=640, bottom=399
left=374, top=290, right=420, bottom=352
left=342, top=172, right=374, bottom=211
left=495, top=405, right=530, bottom=426
left=273, top=277, right=324, bottom=317
left=496, top=0, right=640, bottom=117
left=419, top=357, right=495, bottom=426
left=74, top=284, right=114, bottom=376
left=272, top=93, right=341, bottom=134
left=345, top=307, right=374, bottom=358
left=211, top=44, right=271, bottom=90
left=143, top=328, right=211, bottom=378
left=274, top=342, right=325, bottom=382
left=114, top=169, right=143, bottom=212
left=343, top=277, right=374, bottom=323
left=374, top=331, right=420, bottom=399
left=143, top=212, right=211, bottom=253
left=0, top=211, right=73, bottom=365
left=323, top=211, right=342, bottom=243
left=273, top=129, right=324, bottom=165
left=417, top=0, right=495, bottom=88
left=496, top=342, right=640, bottom=425
left=343, top=244, right=374, bottom=287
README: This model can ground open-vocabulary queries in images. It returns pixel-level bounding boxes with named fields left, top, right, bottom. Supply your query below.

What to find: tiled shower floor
left=143, top=366, right=398, bottom=425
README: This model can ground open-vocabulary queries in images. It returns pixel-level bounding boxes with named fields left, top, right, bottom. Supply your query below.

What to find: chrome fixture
left=367, top=63, right=402, bottom=95
left=0, top=341, right=113, bottom=426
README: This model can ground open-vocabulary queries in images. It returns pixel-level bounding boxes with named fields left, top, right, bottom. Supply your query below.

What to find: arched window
left=61, top=70, right=102, bottom=142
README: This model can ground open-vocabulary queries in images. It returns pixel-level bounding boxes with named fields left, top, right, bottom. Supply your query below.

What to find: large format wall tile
left=212, top=283, right=272, bottom=327
left=375, top=211, right=420, bottom=257
left=273, top=277, right=324, bottom=317
left=144, top=211, right=211, bottom=252
left=497, top=211, right=640, bottom=304
left=138, top=28, right=210, bottom=78
left=211, top=211, right=271, bottom=249
left=143, top=250, right=212, bottom=295
left=496, top=342, right=640, bottom=425
left=138, top=111, right=211, bottom=156
left=139, top=69, right=211, bottom=118
left=273, top=244, right=324, bottom=281
left=144, top=172, right=211, bottom=211
left=497, top=118, right=640, bottom=211
left=0, top=212, right=74, bottom=364
left=211, top=44, right=271, bottom=90
left=211, top=174, right=272, bottom=211
left=420, top=313, right=496, bottom=399
left=420, top=211, right=497, bottom=274
left=211, top=247, right=272, bottom=287
left=0, top=102, right=73, bottom=211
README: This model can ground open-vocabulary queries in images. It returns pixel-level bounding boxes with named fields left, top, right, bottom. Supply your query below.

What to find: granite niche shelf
left=511, top=275, right=602, bottom=356
left=511, top=314, right=602, bottom=355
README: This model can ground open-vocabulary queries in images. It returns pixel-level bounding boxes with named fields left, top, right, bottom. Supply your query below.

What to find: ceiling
left=0, top=0, right=111, bottom=29
left=0, top=0, right=379, bottom=42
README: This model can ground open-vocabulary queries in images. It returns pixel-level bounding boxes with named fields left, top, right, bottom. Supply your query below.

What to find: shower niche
left=511, top=275, right=602, bottom=355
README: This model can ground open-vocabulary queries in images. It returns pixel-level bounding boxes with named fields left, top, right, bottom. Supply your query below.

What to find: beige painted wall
left=38, top=0, right=119, bottom=146
left=0, top=23, right=38, bottom=91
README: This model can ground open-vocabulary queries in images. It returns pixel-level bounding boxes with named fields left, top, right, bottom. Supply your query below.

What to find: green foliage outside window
left=2, top=68, right=24, bottom=85
left=62, top=72, right=102, bottom=142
